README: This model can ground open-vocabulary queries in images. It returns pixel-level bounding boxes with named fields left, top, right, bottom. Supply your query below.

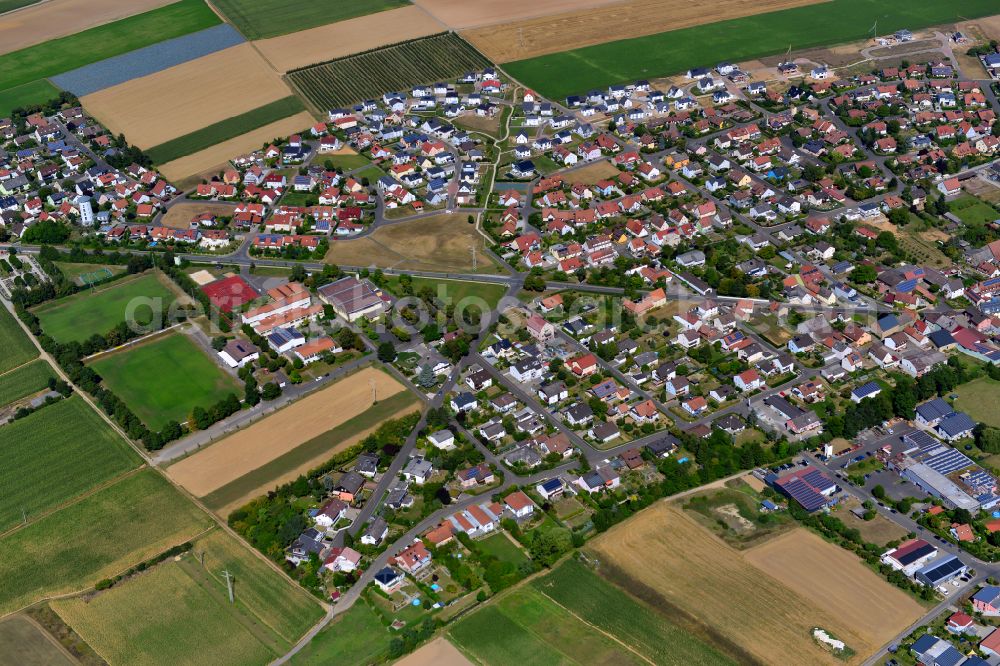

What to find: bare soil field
left=325, top=214, right=502, bottom=273
left=964, top=176, right=1000, bottom=204
left=959, top=15, right=1000, bottom=42
left=464, top=0, right=826, bottom=62
left=158, top=111, right=314, bottom=182
left=253, top=5, right=445, bottom=72
left=160, top=202, right=236, bottom=229
left=564, top=160, right=621, bottom=185
left=744, top=529, right=924, bottom=652
left=81, top=43, right=291, bottom=149
left=589, top=503, right=873, bottom=665
left=0, top=0, right=176, bottom=55
left=831, top=500, right=908, bottom=547
left=415, top=0, right=624, bottom=30
left=398, top=638, right=473, bottom=666
left=167, top=367, right=403, bottom=498
left=453, top=113, right=500, bottom=136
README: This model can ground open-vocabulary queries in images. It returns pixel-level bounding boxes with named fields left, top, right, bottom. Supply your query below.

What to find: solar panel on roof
left=802, top=469, right=836, bottom=493
left=781, top=478, right=826, bottom=511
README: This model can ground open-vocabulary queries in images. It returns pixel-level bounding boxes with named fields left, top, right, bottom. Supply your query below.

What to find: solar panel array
left=923, top=447, right=975, bottom=476
left=802, top=469, right=837, bottom=494
left=919, top=555, right=965, bottom=584
left=779, top=478, right=827, bottom=511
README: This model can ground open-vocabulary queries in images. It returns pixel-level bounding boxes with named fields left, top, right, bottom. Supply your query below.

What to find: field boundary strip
left=145, top=95, right=306, bottom=164
left=51, top=23, right=245, bottom=96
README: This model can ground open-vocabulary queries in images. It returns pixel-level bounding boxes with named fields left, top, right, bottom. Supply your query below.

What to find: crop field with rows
left=288, top=32, right=490, bottom=111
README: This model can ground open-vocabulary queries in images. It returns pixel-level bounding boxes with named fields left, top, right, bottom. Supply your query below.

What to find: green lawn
left=0, top=358, right=54, bottom=407
left=0, top=469, right=212, bottom=614
left=54, top=261, right=125, bottom=284
left=0, top=305, right=38, bottom=373
left=319, top=152, right=370, bottom=171
left=354, top=165, right=386, bottom=185
left=0, top=0, right=219, bottom=110
left=201, top=389, right=419, bottom=511
left=0, top=79, right=60, bottom=116
left=0, top=396, right=140, bottom=532
left=0, top=0, right=40, bottom=12
left=384, top=275, right=507, bottom=310
left=33, top=273, right=178, bottom=344
left=212, top=0, right=407, bottom=40
left=291, top=599, right=392, bottom=665
left=476, top=533, right=531, bottom=568
left=90, top=331, right=240, bottom=431
left=949, top=195, right=999, bottom=227
left=505, top=0, right=1000, bottom=100
left=953, top=378, right=1000, bottom=429
left=146, top=96, right=306, bottom=164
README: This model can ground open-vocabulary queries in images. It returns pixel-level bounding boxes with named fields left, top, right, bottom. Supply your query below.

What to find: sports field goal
left=78, top=267, right=114, bottom=286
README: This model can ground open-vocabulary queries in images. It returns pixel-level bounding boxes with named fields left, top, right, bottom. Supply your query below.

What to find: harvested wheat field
left=167, top=367, right=404, bottom=498
left=414, top=0, right=623, bottom=30
left=160, top=202, right=236, bottom=229
left=158, top=111, right=314, bottom=182
left=464, top=0, right=826, bottom=62
left=589, top=503, right=880, bottom=665
left=325, top=214, right=502, bottom=273
left=398, top=638, right=473, bottom=666
left=254, top=5, right=444, bottom=72
left=81, top=43, right=291, bottom=149
left=0, top=0, right=176, bottom=55
left=745, top=529, right=924, bottom=651
left=565, top=160, right=621, bottom=185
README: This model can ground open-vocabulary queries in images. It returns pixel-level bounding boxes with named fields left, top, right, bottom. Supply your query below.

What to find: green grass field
left=476, top=533, right=532, bottom=568
left=0, top=0, right=40, bottom=12
left=33, top=273, right=178, bottom=344
left=505, top=0, right=1000, bottom=100
left=532, top=558, right=734, bottom=665
left=212, top=0, right=407, bottom=40
left=91, top=332, right=240, bottom=431
left=953, top=378, right=1000, bottom=429
left=319, top=152, right=370, bottom=171
left=385, top=275, right=507, bottom=311
left=53, top=529, right=321, bottom=665
left=54, top=261, right=124, bottom=284
left=0, top=0, right=219, bottom=111
left=0, top=79, right=60, bottom=116
left=0, top=305, right=38, bottom=373
left=949, top=195, right=999, bottom=227
left=0, top=469, right=212, bottom=614
left=145, top=96, right=306, bottom=164
left=291, top=599, right=391, bottom=665
left=0, top=358, right=55, bottom=407
left=201, top=390, right=419, bottom=511
left=0, top=395, right=140, bottom=532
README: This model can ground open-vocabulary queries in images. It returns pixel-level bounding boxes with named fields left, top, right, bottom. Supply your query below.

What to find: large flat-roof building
left=915, top=554, right=967, bottom=588
left=317, top=276, right=386, bottom=321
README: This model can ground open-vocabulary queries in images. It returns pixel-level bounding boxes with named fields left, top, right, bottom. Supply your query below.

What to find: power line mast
left=369, top=377, right=377, bottom=404
left=222, top=569, right=234, bottom=604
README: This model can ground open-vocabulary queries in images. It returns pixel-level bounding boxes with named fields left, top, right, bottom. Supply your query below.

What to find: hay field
left=564, top=160, right=621, bottom=185
left=167, top=367, right=404, bottom=498
left=414, top=0, right=625, bottom=30
left=0, top=0, right=176, bottom=55
left=464, top=0, right=825, bottom=62
left=159, top=111, right=314, bottom=182
left=589, top=503, right=872, bottom=665
left=81, top=43, right=292, bottom=149
left=744, top=528, right=924, bottom=653
left=399, top=638, right=472, bottom=666
left=161, top=202, right=237, bottom=229
left=254, top=5, right=445, bottom=73
left=325, top=214, right=501, bottom=273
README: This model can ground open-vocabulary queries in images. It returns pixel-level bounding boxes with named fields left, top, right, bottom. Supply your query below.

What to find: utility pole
left=22, top=508, right=26, bottom=524
left=470, top=244, right=477, bottom=272
left=222, top=569, right=234, bottom=604
left=369, top=377, right=377, bottom=404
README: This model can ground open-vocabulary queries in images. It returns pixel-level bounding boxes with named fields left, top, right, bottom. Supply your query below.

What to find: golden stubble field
left=325, top=214, right=502, bottom=273
left=253, top=5, right=445, bottom=72
left=158, top=110, right=315, bottom=183
left=160, top=202, right=237, bottom=229
left=0, top=0, right=176, bottom=55
left=463, top=0, right=827, bottom=62
left=166, top=368, right=405, bottom=499
left=81, top=43, right=293, bottom=149
left=588, top=503, right=923, bottom=665
left=413, top=0, right=626, bottom=30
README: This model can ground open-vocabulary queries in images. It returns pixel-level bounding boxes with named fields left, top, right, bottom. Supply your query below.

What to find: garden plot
left=80, top=42, right=293, bottom=149
left=52, top=23, right=244, bottom=96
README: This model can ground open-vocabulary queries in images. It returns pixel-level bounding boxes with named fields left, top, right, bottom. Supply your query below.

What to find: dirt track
left=166, top=368, right=404, bottom=498
left=463, top=0, right=826, bottom=62
left=253, top=5, right=445, bottom=72
left=158, top=111, right=314, bottom=182
left=0, top=0, right=176, bottom=55
left=81, top=43, right=292, bottom=149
